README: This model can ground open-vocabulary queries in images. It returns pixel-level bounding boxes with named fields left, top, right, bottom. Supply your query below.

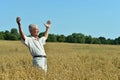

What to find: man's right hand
left=16, top=16, right=25, bottom=41
left=16, top=17, right=21, bottom=25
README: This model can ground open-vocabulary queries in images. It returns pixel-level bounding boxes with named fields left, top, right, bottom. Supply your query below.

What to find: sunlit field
left=1, top=40, right=120, bottom=80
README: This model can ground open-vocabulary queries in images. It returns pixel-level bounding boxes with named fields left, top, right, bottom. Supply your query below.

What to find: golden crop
left=0, top=41, right=120, bottom=80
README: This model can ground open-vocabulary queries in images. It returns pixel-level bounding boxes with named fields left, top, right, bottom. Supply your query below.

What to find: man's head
left=29, top=24, right=39, bottom=37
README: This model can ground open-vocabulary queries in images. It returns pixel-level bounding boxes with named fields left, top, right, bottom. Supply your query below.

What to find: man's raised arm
left=16, top=17, right=25, bottom=41
left=44, top=20, right=51, bottom=39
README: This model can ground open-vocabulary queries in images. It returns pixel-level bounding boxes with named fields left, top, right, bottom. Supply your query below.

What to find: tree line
left=0, top=28, right=120, bottom=45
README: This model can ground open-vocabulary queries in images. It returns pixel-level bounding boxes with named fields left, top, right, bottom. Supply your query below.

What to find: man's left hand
left=44, top=20, right=51, bottom=28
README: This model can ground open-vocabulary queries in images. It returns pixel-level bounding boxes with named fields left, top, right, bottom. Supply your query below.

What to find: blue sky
left=0, top=0, right=120, bottom=39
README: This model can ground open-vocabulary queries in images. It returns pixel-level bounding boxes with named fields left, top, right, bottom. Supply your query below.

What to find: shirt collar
left=31, top=36, right=39, bottom=40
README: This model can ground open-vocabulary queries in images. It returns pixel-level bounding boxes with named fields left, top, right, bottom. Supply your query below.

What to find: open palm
left=44, top=20, right=51, bottom=28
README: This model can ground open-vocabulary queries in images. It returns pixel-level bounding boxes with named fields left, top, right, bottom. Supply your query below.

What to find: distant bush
left=1, top=28, right=120, bottom=45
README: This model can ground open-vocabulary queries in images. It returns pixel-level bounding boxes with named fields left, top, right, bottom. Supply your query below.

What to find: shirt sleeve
left=21, top=35, right=30, bottom=46
left=40, top=37, right=47, bottom=45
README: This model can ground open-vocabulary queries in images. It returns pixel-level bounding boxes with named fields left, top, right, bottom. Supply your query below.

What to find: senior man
left=16, top=17, right=51, bottom=72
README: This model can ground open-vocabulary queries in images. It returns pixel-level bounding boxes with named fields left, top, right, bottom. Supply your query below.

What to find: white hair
left=29, top=24, right=38, bottom=31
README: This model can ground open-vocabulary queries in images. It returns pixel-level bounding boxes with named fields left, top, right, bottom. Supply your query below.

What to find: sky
left=0, top=0, right=120, bottom=39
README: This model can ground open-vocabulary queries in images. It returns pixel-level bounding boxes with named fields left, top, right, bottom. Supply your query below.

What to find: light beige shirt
left=22, top=36, right=47, bottom=56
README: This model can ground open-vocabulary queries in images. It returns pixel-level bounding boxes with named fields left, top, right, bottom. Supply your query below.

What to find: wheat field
left=0, top=41, right=120, bottom=80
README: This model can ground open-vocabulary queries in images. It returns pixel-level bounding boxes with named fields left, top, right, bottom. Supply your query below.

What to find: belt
left=33, top=55, right=47, bottom=58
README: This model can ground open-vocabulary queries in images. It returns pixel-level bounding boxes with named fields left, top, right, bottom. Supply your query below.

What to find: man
left=16, top=17, right=51, bottom=72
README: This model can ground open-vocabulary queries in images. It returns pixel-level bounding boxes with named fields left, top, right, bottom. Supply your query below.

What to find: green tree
left=11, top=28, right=19, bottom=40
left=66, top=35, right=73, bottom=43
left=71, top=33, right=78, bottom=43
left=0, top=31, right=5, bottom=40
left=85, top=35, right=93, bottom=44
left=9, top=34, right=18, bottom=40
left=99, top=37, right=106, bottom=44
left=11, top=28, right=18, bottom=35
left=57, top=35, right=66, bottom=42
left=114, top=37, right=120, bottom=45
left=4, top=30, right=10, bottom=40
left=72, top=33, right=85, bottom=43
left=39, top=32, right=45, bottom=38
left=106, top=38, right=114, bottom=44
left=47, top=34, right=57, bottom=42
left=92, top=38, right=101, bottom=44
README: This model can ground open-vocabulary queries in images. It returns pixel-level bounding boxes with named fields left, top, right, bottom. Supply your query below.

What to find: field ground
left=0, top=41, right=120, bottom=80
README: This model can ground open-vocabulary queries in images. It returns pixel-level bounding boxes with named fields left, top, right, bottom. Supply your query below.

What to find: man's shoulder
left=39, top=36, right=46, bottom=40
left=22, top=36, right=32, bottom=42
left=25, top=36, right=32, bottom=39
